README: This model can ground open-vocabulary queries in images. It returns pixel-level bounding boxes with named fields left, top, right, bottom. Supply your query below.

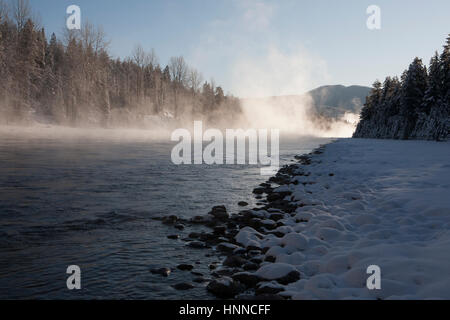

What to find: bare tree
left=168, top=56, right=189, bottom=117
left=145, top=48, right=158, bottom=68
left=12, top=0, right=31, bottom=31
left=0, top=0, right=9, bottom=22
left=80, top=20, right=109, bottom=53
left=169, top=56, right=188, bottom=86
left=92, top=24, right=109, bottom=54
left=132, top=44, right=146, bottom=68
left=132, top=45, right=158, bottom=68
left=188, top=68, right=203, bottom=94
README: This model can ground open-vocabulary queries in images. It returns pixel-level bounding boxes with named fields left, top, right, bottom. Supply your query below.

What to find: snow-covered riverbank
left=266, top=138, right=450, bottom=299
left=194, top=138, right=450, bottom=300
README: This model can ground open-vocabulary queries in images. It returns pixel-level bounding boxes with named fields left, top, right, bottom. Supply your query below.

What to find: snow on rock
left=276, top=252, right=306, bottom=265
left=256, top=263, right=300, bottom=282
left=252, top=139, right=450, bottom=299
left=235, top=227, right=262, bottom=248
left=280, top=233, right=308, bottom=252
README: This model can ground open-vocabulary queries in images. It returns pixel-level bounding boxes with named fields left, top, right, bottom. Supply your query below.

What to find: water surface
left=0, top=129, right=330, bottom=299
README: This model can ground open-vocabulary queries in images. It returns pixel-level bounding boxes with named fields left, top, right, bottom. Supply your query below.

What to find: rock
left=206, top=277, right=246, bottom=299
left=177, top=264, right=194, bottom=271
left=247, top=249, right=262, bottom=256
left=223, top=255, right=247, bottom=268
left=191, top=215, right=211, bottom=224
left=276, top=271, right=301, bottom=285
left=260, top=219, right=277, bottom=230
left=233, top=247, right=247, bottom=255
left=209, top=264, right=217, bottom=270
left=187, top=241, right=207, bottom=249
left=252, top=188, right=265, bottom=195
left=188, top=232, right=201, bottom=239
left=256, top=263, right=301, bottom=285
left=256, top=283, right=284, bottom=295
left=162, top=215, right=178, bottom=225
left=267, top=192, right=292, bottom=203
left=213, top=225, right=227, bottom=236
left=254, top=294, right=285, bottom=300
left=227, top=221, right=238, bottom=229
left=167, top=235, right=180, bottom=240
left=232, top=272, right=263, bottom=288
left=217, top=242, right=239, bottom=253
left=269, top=213, right=285, bottom=221
left=243, top=263, right=259, bottom=271
left=172, top=283, right=194, bottom=290
left=281, top=232, right=308, bottom=251
left=247, top=245, right=262, bottom=252
left=212, top=268, right=237, bottom=278
left=191, top=271, right=203, bottom=276
left=208, top=206, right=229, bottom=220
left=235, top=293, right=285, bottom=300
left=193, top=277, right=208, bottom=283
left=268, top=231, right=285, bottom=238
left=250, top=257, right=263, bottom=264
left=174, top=224, right=185, bottom=230
left=150, top=267, right=171, bottom=277
left=238, top=201, right=249, bottom=207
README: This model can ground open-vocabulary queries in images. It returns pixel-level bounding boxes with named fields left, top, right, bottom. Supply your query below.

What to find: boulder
left=177, top=264, right=194, bottom=271
left=223, top=255, right=247, bottom=268
left=150, top=267, right=171, bottom=277
left=217, top=242, right=240, bottom=253
left=206, top=277, right=246, bottom=299
left=187, top=241, right=207, bottom=249
left=172, top=283, right=194, bottom=290
left=162, top=215, right=178, bottom=225
left=232, top=272, right=263, bottom=288
left=208, top=206, right=229, bottom=220
left=256, top=263, right=301, bottom=285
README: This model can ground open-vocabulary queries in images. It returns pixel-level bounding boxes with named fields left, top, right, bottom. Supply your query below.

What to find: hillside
left=307, top=85, right=371, bottom=119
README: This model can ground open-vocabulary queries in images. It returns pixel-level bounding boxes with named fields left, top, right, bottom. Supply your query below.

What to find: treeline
left=354, top=35, right=449, bottom=141
left=0, top=0, right=241, bottom=127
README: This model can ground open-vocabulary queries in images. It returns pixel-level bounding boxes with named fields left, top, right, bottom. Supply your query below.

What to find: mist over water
left=226, top=45, right=359, bottom=138
left=238, top=96, right=358, bottom=138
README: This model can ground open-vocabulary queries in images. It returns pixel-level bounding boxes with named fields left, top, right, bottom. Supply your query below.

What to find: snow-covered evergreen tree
left=354, top=34, right=449, bottom=141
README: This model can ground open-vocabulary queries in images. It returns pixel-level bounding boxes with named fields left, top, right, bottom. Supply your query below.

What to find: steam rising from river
left=239, top=96, right=358, bottom=138
left=231, top=47, right=358, bottom=138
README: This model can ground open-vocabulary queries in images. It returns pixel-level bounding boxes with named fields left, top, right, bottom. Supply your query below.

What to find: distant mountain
left=307, top=85, right=372, bottom=119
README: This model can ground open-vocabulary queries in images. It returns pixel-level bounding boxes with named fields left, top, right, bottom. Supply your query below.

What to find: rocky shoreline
left=153, top=144, right=329, bottom=300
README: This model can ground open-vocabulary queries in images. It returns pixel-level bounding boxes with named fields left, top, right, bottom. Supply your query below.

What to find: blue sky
left=30, top=0, right=450, bottom=97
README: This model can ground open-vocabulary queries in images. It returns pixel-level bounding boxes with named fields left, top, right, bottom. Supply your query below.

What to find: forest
left=0, top=0, right=242, bottom=128
left=354, top=35, right=450, bottom=141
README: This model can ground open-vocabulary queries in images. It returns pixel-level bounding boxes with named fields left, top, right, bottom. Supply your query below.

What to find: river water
left=0, top=127, right=331, bottom=299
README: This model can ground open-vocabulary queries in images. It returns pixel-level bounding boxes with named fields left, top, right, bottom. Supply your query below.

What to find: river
left=0, top=127, right=331, bottom=299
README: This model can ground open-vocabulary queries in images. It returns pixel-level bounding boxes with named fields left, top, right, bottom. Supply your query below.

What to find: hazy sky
left=31, top=0, right=449, bottom=97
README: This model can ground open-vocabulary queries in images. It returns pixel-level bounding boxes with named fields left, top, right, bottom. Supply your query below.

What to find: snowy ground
left=236, top=138, right=450, bottom=300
